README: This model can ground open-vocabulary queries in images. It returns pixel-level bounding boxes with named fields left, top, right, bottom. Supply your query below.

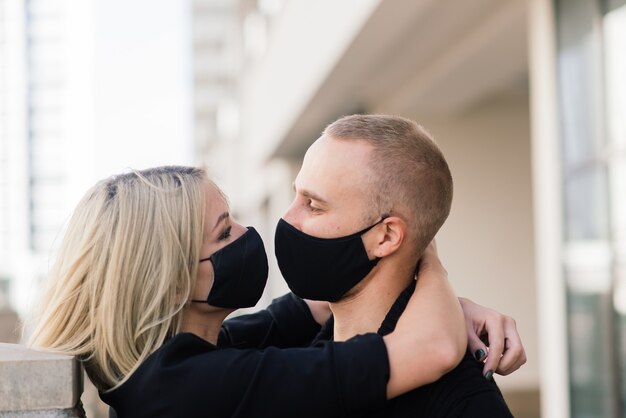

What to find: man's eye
left=219, top=226, right=232, bottom=240
left=307, top=200, right=322, bottom=213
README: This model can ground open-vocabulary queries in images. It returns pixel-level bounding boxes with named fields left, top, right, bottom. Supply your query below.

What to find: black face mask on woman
left=192, top=227, right=268, bottom=309
left=274, top=217, right=386, bottom=302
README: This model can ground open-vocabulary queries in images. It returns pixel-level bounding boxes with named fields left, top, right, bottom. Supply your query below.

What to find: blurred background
left=1, top=0, right=625, bottom=417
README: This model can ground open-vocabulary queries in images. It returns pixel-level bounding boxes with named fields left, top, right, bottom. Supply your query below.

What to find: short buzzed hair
left=323, top=114, right=453, bottom=259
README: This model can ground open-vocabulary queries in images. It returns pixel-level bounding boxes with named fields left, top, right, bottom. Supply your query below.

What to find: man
left=275, top=114, right=524, bottom=417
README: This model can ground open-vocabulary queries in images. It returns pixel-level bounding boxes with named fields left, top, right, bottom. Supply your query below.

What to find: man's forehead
left=304, top=135, right=372, bottom=166
left=296, top=136, right=372, bottom=202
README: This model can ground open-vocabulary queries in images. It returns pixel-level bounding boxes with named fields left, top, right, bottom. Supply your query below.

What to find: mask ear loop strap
left=191, top=256, right=214, bottom=303
left=356, top=213, right=390, bottom=235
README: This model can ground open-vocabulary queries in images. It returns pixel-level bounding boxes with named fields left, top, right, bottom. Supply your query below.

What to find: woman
left=28, top=166, right=510, bottom=417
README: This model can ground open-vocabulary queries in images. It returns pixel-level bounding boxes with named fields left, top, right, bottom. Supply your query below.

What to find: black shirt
left=314, top=282, right=514, bottom=418
left=101, top=294, right=390, bottom=418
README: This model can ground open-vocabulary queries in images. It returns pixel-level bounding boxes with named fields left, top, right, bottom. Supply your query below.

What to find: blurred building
left=0, top=0, right=26, bottom=320
left=0, top=0, right=96, bottom=318
left=191, top=0, right=242, bottom=211
left=195, top=0, right=626, bottom=417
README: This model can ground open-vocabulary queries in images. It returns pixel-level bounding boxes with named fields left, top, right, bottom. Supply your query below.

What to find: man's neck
left=331, top=260, right=415, bottom=341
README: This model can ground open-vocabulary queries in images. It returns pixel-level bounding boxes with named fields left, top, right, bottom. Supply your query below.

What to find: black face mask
left=274, top=217, right=385, bottom=302
left=192, top=227, right=268, bottom=309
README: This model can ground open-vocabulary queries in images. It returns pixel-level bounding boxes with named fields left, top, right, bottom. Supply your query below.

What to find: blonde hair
left=324, top=114, right=453, bottom=259
left=28, top=166, right=210, bottom=391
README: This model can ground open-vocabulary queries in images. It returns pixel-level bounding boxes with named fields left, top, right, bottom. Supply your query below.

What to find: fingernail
left=474, top=349, right=485, bottom=361
left=484, top=370, right=494, bottom=380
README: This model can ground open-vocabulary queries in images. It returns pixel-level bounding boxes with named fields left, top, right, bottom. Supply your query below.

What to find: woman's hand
left=459, top=297, right=527, bottom=378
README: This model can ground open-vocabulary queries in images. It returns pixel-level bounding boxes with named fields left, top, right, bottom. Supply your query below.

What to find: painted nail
left=474, top=349, right=486, bottom=361
left=484, top=370, right=494, bottom=380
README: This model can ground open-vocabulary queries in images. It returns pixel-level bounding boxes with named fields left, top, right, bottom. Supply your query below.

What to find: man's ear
left=365, top=216, right=406, bottom=259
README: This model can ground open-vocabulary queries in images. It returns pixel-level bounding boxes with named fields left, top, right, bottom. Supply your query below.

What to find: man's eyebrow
left=302, top=190, right=329, bottom=205
left=292, top=182, right=329, bottom=205
left=213, top=212, right=230, bottom=231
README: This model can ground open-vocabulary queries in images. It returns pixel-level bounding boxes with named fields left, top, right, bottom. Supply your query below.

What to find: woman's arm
left=221, top=293, right=527, bottom=380
left=383, top=240, right=467, bottom=398
left=219, top=293, right=321, bottom=348
left=222, top=254, right=525, bottom=383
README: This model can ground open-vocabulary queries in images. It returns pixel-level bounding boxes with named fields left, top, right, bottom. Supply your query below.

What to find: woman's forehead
left=204, top=183, right=230, bottom=219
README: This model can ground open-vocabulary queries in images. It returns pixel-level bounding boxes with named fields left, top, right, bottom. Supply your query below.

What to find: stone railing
left=0, top=343, right=85, bottom=417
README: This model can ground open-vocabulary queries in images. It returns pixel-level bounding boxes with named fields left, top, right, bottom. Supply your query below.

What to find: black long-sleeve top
left=100, top=294, right=390, bottom=418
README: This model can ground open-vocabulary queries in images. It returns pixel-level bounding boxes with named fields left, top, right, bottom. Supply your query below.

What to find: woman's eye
left=219, top=226, right=232, bottom=241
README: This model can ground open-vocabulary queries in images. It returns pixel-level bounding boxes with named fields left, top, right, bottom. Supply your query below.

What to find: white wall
left=418, top=93, right=539, bottom=391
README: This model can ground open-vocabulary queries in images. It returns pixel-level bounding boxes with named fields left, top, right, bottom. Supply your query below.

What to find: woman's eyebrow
left=213, top=212, right=230, bottom=231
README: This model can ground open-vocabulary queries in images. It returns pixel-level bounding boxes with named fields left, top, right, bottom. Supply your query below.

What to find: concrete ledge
left=0, top=344, right=83, bottom=414
left=0, top=407, right=85, bottom=418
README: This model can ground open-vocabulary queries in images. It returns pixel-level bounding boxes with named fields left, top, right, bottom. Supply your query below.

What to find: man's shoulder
left=387, top=353, right=513, bottom=418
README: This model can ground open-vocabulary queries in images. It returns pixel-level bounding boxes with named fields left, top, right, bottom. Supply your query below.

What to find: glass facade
left=556, top=0, right=626, bottom=416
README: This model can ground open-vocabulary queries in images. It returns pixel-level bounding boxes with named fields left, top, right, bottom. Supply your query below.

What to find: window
left=556, top=0, right=626, bottom=415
